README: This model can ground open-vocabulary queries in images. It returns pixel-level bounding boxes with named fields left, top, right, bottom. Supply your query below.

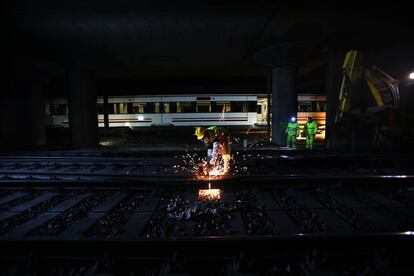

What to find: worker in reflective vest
left=303, top=117, right=318, bottom=149
left=194, top=126, right=231, bottom=175
left=285, top=116, right=299, bottom=149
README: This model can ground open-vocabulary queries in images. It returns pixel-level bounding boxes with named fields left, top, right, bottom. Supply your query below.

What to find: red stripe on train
left=98, top=120, right=152, bottom=123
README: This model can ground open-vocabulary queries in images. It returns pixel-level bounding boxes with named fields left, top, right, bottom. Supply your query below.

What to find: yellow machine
left=335, top=50, right=400, bottom=123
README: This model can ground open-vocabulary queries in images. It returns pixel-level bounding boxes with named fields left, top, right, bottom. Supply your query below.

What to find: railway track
left=1, top=152, right=413, bottom=274
left=1, top=178, right=414, bottom=274
left=0, top=152, right=412, bottom=182
left=1, top=179, right=413, bottom=240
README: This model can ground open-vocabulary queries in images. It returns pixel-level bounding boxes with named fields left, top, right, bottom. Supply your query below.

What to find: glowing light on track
left=198, top=182, right=221, bottom=201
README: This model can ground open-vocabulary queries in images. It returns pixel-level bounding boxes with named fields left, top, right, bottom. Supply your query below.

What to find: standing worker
left=194, top=126, right=231, bottom=175
left=303, top=117, right=318, bottom=149
left=285, top=116, right=299, bottom=149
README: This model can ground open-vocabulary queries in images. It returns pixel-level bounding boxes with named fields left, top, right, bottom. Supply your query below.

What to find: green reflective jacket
left=304, top=121, right=318, bottom=136
left=205, top=126, right=231, bottom=155
left=285, top=122, right=299, bottom=136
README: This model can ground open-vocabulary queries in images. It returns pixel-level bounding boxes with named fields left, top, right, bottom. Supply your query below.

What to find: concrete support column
left=267, top=72, right=271, bottom=143
left=326, top=51, right=346, bottom=150
left=25, top=78, right=47, bottom=147
left=68, top=69, right=98, bottom=148
left=0, top=94, right=25, bottom=151
left=0, top=72, right=48, bottom=151
left=271, top=65, right=297, bottom=145
left=103, top=94, right=109, bottom=129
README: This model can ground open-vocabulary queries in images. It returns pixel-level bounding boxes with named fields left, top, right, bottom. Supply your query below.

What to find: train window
left=163, top=102, right=177, bottom=113
left=127, top=103, right=133, bottom=114
left=312, top=101, right=318, bottom=112
left=210, top=101, right=217, bottom=112
left=44, top=105, right=51, bottom=116
left=108, top=103, right=116, bottom=114
left=177, top=102, right=196, bottom=113
left=113, top=104, right=121, bottom=114
left=214, top=102, right=231, bottom=113
left=197, top=102, right=211, bottom=112
left=116, top=103, right=129, bottom=114
left=145, top=103, right=153, bottom=113
left=154, top=103, right=160, bottom=113
left=248, top=101, right=257, bottom=112
left=133, top=103, right=145, bottom=113
left=52, top=104, right=67, bottom=115
left=257, top=104, right=262, bottom=115
left=317, top=101, right=326, bottom=112
left=97, top=103, right=104, bottom=114
left=132, top=102, right=160, bottom=113
left=231, top=102, right=247, bottom=112
left=298, top=101, right=312, bottom=112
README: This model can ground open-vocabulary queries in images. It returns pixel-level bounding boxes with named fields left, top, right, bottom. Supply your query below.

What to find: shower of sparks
left=165, top=149, right=256, bottom=180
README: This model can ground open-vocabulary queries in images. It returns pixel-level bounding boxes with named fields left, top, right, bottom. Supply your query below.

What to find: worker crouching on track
left=286, top=116, right=299, bottom=149
left=303, top=117, right=318, bottom=149
left=194, top=126, right=231, bottom=175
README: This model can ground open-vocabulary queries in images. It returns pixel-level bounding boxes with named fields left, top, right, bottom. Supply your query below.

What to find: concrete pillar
left=271, top=65, right=297, bottom=145
left=68, top=69, right=98, bottom=148
left=0, top=72, right=47, bottom=151
left=326, top=51, right=346, bottom=150
left=25, top=77, right=47, bottom=147
left=0, top=95, right=25, bottom=151
left=266, top=72, right=271, bottom=143
left=103, top=94, right=109, bottom=129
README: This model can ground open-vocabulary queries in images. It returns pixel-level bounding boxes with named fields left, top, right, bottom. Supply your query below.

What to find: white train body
left=100, top=95, right=257, bottom=127
left=44, top=93, right=326, bottom=139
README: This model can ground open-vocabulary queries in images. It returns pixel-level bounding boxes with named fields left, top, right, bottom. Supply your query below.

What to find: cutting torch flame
left=195, top=160, right=227, bottom=180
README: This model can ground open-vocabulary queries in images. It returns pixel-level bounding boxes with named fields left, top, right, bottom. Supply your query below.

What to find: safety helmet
left=194, top=127, right=205, bottom=140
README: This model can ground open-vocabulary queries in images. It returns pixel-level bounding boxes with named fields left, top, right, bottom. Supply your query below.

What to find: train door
left=256, top=98, right=267, bottom=125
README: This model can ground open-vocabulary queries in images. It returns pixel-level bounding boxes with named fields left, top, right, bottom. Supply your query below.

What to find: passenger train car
left=44, top=94, right=326, bottom=140
left=96, top=95, right=258, bottom=127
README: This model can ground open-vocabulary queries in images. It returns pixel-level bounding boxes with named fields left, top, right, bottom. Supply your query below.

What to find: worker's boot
left=292, top=138, right=297, bottom=149
left=306, top=137, right=311, bottom=149
left=309, top=136, right=315, bottom=149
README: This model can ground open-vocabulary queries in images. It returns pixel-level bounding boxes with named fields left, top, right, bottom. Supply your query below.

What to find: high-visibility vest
left=205, top=126, right=230, bottom=155
left=304, top=121, right=318, bottom=136
left=286, top=122, right=299, bottom=136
